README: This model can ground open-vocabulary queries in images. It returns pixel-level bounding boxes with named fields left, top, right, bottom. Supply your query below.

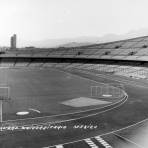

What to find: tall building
left=10, top=34, right=17, bottom=49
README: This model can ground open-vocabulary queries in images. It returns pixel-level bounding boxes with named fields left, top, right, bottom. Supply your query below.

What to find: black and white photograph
left=0, top=0, right=148, bottom=147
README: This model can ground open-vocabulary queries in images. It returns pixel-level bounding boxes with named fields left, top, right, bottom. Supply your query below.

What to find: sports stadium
left=0, top=35, right=148, bottom=148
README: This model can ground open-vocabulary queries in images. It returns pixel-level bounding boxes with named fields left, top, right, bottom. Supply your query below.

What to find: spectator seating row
left=3, top=35, right=148, bottom=61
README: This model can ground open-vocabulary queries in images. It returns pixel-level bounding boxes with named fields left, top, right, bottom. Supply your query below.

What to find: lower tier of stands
left=1, top=61, right=148, bottom=80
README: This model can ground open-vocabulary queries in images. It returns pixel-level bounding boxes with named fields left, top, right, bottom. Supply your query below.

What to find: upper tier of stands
left=3, top=35, right=148, bottom=62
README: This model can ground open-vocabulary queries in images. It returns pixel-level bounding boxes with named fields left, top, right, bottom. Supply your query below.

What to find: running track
left=0, top=68, right=148, bottom=148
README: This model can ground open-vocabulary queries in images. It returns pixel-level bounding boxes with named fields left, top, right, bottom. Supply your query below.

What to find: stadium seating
left=69, top=63, right=148, bottom=80
left=4, top=35, right=148, bottom=62
left=3, top=35, right=148, bottom=81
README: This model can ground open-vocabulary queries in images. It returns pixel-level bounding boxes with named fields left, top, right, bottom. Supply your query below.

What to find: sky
left=1, top=0, right=148, bottom=46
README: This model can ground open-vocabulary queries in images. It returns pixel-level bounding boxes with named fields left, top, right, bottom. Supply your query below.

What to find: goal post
left=91, top=83, right=124, bottom=98
left=91, top=86, right=103, bottom=97
left=0, top=86, right=10, bottom=122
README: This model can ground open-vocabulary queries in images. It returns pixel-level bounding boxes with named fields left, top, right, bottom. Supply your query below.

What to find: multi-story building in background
left=10, top=34, right=17, bottom=49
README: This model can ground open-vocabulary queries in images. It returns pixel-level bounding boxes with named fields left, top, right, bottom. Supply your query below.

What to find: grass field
left=0, top=68, right=121, bottom=121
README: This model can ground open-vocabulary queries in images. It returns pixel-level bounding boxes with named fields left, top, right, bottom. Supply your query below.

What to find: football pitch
left=0, top=68, right=121, bottom=121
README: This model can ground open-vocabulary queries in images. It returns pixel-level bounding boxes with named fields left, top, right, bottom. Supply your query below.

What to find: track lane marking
left=84, top=138, right=99, bottom=148
left=95, top=136, right=112, bottom=148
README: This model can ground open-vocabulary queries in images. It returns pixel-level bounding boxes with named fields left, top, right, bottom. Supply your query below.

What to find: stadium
left=0, top=35, right=148, bottom=148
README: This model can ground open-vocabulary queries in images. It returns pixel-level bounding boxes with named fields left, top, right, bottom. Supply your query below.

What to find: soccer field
left=0, top=68, right=121, bottom=121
